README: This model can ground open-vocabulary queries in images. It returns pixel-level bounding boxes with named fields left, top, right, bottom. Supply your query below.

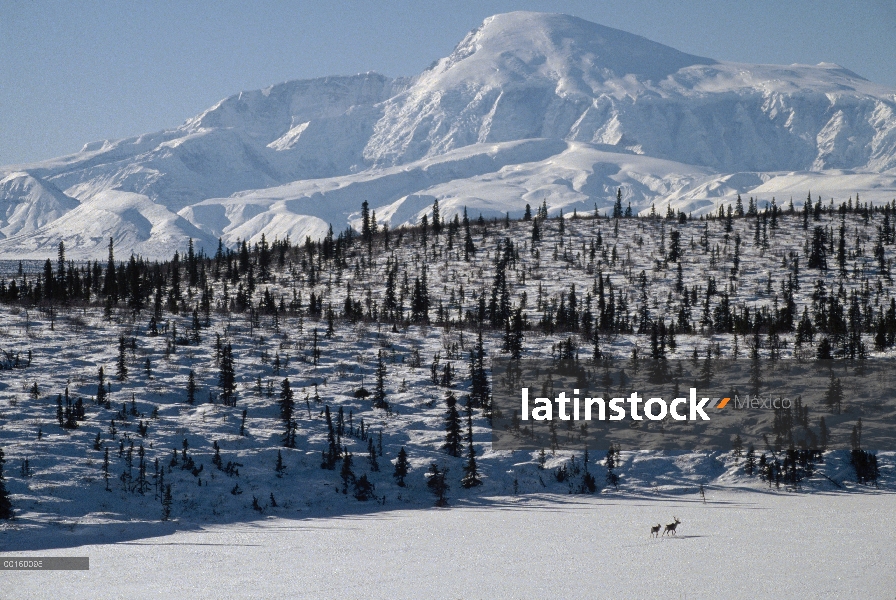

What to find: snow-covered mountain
left=4, top=11, right=896, bottom=258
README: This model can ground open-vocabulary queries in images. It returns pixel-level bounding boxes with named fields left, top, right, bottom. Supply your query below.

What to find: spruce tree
left=367, top=438, right=379, bottom=472
left=732, top=434, right=743, bottom=460
left=808, top=226, right=828, bottom=270
left=340, top=453, right=355, bottom=494
left=116, top=335, right=128, bottom=380
left=0, top=448, right=12, bottom=519
left=279, top=378, right=294, bottom=422
left=212, top=441, right=223, bottom=470
left=275, top=450, right=286, bottom=478
left=745, top=445, right=756, bottom=476
left=218, top=343, right=236, bottom=405
left=393, top=447, right=409, bottom=487
left=186, top=369, right=196, bottom=405
left=443, top=393, right=462, bottom=457
left=321, top=405, right=339, bottom=469
left=432, top=198, right=442, bottom=235
left=361, top=201, right=371, bottom=245
left=461, top=410, right=482, bottom=488
left=353, top=474, right=376, bottom=501
left=605, top=446, right=620, bottom=489
left=463, top=208, right=476, bottom=260
left=103, top=447, right=111, bottom=491
left=426, top=463, right=449, bottom=507
left=373, top=350, right=389, bottom=410
left=103, top=237, right=118, bottom=303
left=96, top=366, right=106, bottom=404
left=161, top=484, right=172, bottom=521
left=469, top=330, right=490, bottom=411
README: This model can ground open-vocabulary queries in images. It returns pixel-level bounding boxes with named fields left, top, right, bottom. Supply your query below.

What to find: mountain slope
left=3, top=11, right=896, bottom=258
left=0, top=172, right=79, bottom=240
left=365, top=12, right=896, bottom=172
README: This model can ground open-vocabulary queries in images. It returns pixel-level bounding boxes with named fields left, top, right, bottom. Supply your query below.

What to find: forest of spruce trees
left=0, top=191, right=891, bottom=522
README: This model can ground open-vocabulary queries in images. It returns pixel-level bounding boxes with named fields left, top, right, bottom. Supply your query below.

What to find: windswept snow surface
left=2, top=491, right=894, bottom=599
left=3, top=11, right=896, bottom=258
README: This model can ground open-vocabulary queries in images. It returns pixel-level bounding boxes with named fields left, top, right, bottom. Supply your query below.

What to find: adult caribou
left=662, top=517, right=681, bottom=536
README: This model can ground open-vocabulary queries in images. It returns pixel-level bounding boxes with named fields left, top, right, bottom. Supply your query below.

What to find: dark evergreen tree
left=96, top=366, right=106, bottom=405
left=103, top=237, right=118, bottom=303
left=361, top=201, right=371, bottom=245
left=468, top=330, right=491, bottom=411
left=605, top=446, right=620, bottom=489
left=613, top=188, right=623, bottom=219
left=431, top=198, right=442, bottom=235
left=732, top=434, right=743, bottom=460
left=443, top=393, right=462, bottom=457
left=340, top=452, right=355, bottom=494
left=186, top=369, right=196, bottom=405
left=212, top=441, right=223, bottom=470
left=353, top=473, right=376, bottom=501
left=426, top=463, right=449, bottom=506
left=321, top=405, right=339, bottom=469
left=823, top=375, right=843, bottom=414
left=373, top=350, right=389, bottom=410
left=744, top=445, right=756, bottom=476
left=668, top=229, right=682, bottom=262
left=393, top=447, right=409, bottom=487
left=116, top=335, right=128, bottom=380
left=0, top=448, right=12, bottom=519
left=504, top=306, right=524, bottom=359
left=367, top=438, right=379, bottom=472
left=275, top=450, right=286, bottom=478
left=218, top=343, right=236, bottom=405
left=461, top=409, right=482, bottom=488
left=808, top=226, right=828, bottom=270
left=279, top=378, right=294, bottom=422
left=103, top=447, right=111, bottom=491
left=161, top=484, right=172, bottom=521
left=463, top=208, right=476, bottom=260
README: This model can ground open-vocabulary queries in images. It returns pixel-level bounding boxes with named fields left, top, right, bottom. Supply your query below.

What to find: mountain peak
left=437, top=11, right=715, bottom=83
left=2, top=12, right=896, bottom=258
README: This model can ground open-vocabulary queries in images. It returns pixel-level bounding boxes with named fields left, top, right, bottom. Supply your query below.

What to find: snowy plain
left=2, top=490, right=895, bottom=599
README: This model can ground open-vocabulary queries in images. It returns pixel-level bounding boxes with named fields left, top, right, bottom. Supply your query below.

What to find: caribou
left=662, top=517, right=681, bottom=536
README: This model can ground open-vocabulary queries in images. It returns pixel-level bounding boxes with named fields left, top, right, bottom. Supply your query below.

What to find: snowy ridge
left=0, top=173, right=79, bottom=240
left=3, top=11, right=896, bottom=258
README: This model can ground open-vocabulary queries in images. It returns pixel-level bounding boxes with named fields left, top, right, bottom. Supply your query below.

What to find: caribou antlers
left=662, top=517, right=681, bottom=536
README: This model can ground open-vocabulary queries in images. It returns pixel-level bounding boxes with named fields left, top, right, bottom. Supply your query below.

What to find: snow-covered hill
left=3, top=11, right=896, bottom=258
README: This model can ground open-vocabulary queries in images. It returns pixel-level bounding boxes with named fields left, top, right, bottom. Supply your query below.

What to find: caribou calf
left=649, top=524, right=662, bottom=538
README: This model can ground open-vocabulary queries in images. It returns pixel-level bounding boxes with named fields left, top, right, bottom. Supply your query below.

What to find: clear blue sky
left=2, top=0, right=895, bottom=166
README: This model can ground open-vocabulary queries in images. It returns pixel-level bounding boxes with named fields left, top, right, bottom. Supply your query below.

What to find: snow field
left=2, top=490, right=894, bottom=599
